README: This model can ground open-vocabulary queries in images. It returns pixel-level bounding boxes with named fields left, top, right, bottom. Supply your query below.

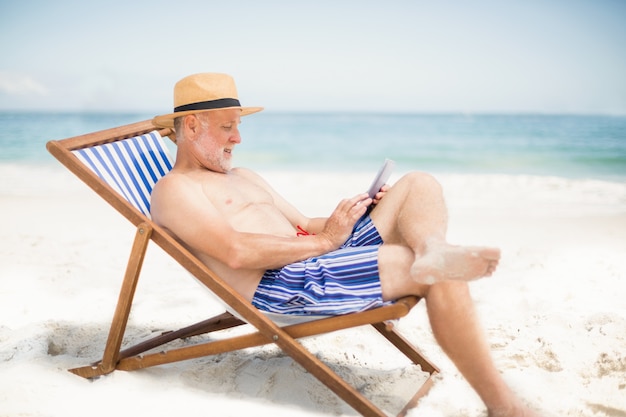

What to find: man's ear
left=183, top=114, right=200, bottom=139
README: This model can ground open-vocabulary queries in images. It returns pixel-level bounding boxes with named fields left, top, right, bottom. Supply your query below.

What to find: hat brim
left=152, top=106, right=264, bottom=129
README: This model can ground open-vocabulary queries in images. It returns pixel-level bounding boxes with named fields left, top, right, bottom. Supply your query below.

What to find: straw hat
left=152, top=73, right=263, bottom=128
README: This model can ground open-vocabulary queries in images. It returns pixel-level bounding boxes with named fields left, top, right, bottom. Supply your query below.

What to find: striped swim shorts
left=252, top=215, right=390, bottom=316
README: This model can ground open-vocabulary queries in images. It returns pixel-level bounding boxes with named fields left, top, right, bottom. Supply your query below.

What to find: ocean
left=1, top=112, right=625, bottom=181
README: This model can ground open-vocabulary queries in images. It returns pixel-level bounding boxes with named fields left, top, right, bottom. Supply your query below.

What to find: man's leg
left=370, top=171, right=500, bottom=284
left=378, top=248, right=533, bottom=416
left=372, top=172, right=537, bottom=416
left=370, top=171, right=449, bottom=251
left=426, top=281, right=533, bottom=416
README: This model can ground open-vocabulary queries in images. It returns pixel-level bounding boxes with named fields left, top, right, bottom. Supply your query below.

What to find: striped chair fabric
left=72, top=130, right=173, bottom=217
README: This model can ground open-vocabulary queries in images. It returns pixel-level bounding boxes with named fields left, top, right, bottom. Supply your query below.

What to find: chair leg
left=397, top=372, right=437, bottom=417
left=273, top=335, right=391, bottom=417
left=372, top=321, right=439, bottom=375
left=286, top=322, right=439, bottom=417
left=69, top=223, right=152, bottom=378
left=373, top=321, right=440, bottom=415
left=117, top=312, right=245, bottom=360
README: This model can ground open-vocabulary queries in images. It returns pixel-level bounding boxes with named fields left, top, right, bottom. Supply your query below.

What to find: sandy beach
left=1, top=164, right=625, bottom=417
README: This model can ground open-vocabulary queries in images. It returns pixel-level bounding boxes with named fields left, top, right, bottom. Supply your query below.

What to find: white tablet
left=367, top=159, right=395, bottom=198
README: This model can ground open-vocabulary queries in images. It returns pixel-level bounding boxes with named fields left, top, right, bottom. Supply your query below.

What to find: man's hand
left=372, top=184, right=389, bottom=205
left=318, top=193, right=372, bottom=249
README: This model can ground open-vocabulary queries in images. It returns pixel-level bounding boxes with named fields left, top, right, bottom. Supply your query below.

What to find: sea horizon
left=1, top=111, right=625, bottom=182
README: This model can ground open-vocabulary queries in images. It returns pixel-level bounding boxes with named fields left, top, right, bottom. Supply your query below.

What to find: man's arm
left=151, top=173, right=370, bottom=271
left=235, top=169, right=388, bottom=235
left=297, top=184, right=391, bottom=234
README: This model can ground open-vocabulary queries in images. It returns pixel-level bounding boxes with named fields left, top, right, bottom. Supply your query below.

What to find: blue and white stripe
left=252, top=215, right=389, bottom=316
left=340, top=212, right=384, bottom=248
left=73, top=131, right=173, bottom=217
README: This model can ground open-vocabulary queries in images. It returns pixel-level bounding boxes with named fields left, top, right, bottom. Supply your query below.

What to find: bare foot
left=410, top=243, right=501, bottom=284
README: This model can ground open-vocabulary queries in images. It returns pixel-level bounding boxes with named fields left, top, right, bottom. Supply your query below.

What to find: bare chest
left=197, top=171, right=295, bottom=235
left=205, top=175, right=270, bottom=213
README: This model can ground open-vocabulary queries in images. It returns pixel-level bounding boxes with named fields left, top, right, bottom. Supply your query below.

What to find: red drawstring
left=296, top=225, right=314, bottom=236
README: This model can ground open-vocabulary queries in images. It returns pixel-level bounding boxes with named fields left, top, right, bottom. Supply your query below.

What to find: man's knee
left=424, top=280, right=471, bottom=305
left=399, top=171, right=443, bottom=194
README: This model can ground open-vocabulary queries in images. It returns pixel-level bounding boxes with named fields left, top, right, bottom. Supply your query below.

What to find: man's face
left=194, top=109, right=242, bottom=172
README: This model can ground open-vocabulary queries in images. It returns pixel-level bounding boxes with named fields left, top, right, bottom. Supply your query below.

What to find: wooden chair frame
left=46, top=120, right=439, bottom=417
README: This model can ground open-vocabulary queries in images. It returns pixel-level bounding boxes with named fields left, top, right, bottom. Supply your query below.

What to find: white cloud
left=0, top=72, right=48, bottom=96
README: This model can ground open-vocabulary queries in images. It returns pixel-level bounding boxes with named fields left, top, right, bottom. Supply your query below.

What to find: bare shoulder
left=150, top=171, right=205, bottom=221
left=152, top=171, right=198, bottom=200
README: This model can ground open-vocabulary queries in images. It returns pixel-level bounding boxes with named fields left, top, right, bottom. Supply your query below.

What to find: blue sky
left=1, top=0, right=625, bottom=114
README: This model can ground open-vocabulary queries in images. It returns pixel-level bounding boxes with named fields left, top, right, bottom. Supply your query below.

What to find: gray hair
left=173, top=116, right=184, bottom=134
left=173, top=113, right=211, bottom=140
left=174, top=112, right=209, bottom=141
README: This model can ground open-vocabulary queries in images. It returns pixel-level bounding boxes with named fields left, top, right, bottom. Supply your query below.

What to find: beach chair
left=46, top=120, right=439, bottom=417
